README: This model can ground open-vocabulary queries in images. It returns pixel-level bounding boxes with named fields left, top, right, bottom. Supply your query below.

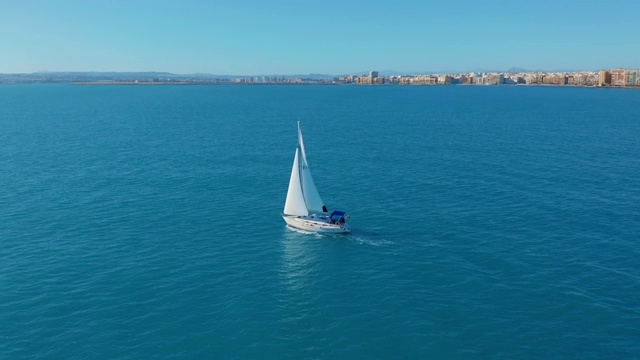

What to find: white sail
left=297, top=124, right=326, bottom=213
left=283, top=148, right=309, bottom=216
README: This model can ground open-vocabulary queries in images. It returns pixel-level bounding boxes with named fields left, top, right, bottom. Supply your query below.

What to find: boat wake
left=348, top=234, right=394, bottom=247
left=284, top=225, right=393, bottom=246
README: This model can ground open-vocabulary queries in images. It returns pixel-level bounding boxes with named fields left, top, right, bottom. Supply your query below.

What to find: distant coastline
left=67, top=82, right=640, bottom=90
left=70, top=81, right=341, bottom=86
left=1, top=68, right=638, bottom=88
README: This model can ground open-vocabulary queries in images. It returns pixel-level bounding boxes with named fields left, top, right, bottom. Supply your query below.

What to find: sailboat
left=282, top=122, right=351, bottom=233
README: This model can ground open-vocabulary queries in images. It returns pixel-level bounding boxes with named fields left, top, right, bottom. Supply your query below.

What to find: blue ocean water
left=1, top=84, right=639, bottom=359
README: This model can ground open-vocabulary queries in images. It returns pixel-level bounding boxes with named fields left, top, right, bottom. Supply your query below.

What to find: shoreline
left=66, top=82, right=640, bottom=89
left=0, top=81, right=637, bottom=90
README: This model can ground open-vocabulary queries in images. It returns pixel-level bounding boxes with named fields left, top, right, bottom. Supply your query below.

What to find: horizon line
left=0, top=68, right=620, bottom=77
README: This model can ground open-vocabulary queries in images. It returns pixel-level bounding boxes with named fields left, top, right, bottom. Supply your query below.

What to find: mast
left=297, top=122, right=326, bottom=213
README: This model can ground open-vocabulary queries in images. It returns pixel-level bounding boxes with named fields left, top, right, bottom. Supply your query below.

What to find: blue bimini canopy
left=330, top=211, right=346, bottom=220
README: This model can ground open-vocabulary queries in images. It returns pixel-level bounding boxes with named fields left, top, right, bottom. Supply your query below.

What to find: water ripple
left=1, top=85, right=639, bottom=359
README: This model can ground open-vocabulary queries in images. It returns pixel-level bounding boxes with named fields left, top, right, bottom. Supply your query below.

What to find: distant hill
left=0, top=71, right=239, bottom=83
left=0, top=71, right=344, bottom=83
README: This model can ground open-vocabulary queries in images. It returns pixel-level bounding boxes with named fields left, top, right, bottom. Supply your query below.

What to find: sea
left=1, top=84, right=638, bottom=359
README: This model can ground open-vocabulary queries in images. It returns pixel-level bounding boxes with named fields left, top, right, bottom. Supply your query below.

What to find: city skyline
left=1, top=0, right=639, bottom=75
left=4, top=68, right=639, bottom=88
left=0, top=66, right=619, bottom=77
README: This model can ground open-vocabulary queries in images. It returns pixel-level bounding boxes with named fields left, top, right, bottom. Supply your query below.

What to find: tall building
left=598, top=70, right=611, bottom=86
left=369, top=71, right=378, bottom=84
left=437, top=75, right=452, bottom=84
left=609, top=68, right=638, bottom=86
left=630, top=70, right=640, bottom=86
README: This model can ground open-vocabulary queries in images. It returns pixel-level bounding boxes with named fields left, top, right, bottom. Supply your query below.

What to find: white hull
left=283, top=215, right=351, bottom=233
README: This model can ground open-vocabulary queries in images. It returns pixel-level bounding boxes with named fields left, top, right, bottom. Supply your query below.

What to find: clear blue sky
left=1, top=0, right=638, bottom=75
